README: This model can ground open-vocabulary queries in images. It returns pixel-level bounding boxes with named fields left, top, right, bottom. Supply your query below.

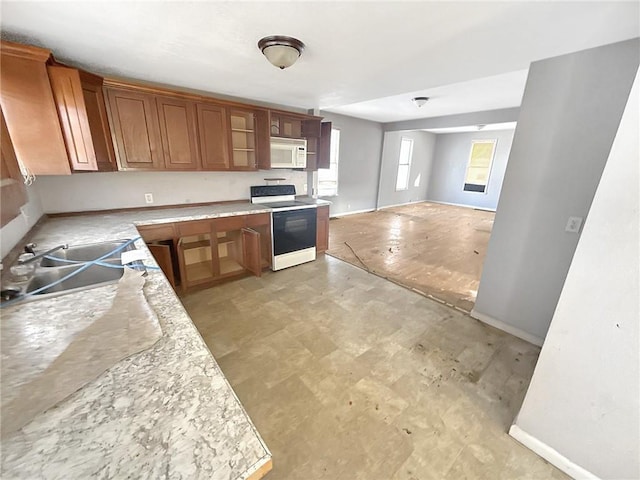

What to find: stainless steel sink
left=26, top=260, right=126, bottom=296
left=39, top=240, right=136, bottom=267
left=1, top=239, right=146, bottom=304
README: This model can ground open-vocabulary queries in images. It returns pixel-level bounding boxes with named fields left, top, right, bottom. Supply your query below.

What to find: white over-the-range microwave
left=270, top=137, right=307, bottom=169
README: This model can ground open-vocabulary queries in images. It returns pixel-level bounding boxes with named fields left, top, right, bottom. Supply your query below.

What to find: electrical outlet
left=565, top=216, right=583, bottom=233
left=144, top=193, right=154, bottom=204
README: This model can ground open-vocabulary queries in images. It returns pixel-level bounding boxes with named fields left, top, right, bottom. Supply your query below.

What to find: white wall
left=377, top=130, right=436, bottom=208
left=0, top=184, right=44, bottom=259
left=511, top=68, right=639, bottom=480
left=472, top=38, right=640, bottom=344
left=34, top=169, right=307, bottom=213
left=428, top=129, right=514, bottom=210
left=318, top=112, right=384, bottom=216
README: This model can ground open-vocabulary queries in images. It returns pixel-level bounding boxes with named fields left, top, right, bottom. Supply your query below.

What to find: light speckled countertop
left=0, top=201, right=314, bottom=479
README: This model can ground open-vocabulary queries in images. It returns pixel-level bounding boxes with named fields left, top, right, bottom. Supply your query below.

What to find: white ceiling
left=424, top=122, right=518, bottom=135
left=1, top=1, right=638, bottom=123
left=332, top=70, right=529, bottom=122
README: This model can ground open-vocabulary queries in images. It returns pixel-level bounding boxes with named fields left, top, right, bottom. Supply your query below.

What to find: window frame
left=395, top=136, right=413, bottom=191
left=463, top=139, right=497, bottom=194
left=317, top=127, right=340, bottom=197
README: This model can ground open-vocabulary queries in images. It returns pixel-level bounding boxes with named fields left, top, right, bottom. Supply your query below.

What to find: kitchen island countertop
left=1, top=202, right=275, bottom=480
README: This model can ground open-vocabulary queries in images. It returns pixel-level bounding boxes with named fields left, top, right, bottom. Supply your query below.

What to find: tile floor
left=181, top=256, right=567, bottom=479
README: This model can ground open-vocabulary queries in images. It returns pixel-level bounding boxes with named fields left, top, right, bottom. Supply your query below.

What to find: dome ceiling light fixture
left=412, top=96, right=430, bottom=108
left=258, top=35, right=305, bottom=70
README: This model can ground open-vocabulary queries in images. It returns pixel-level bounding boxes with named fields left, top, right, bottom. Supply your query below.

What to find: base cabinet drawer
left=177, top=220, right=213, bottom=237
left=138, top=223, right=176, bottom=242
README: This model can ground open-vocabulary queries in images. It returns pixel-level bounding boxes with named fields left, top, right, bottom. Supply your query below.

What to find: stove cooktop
left=263, top=201, right=315, bottom=209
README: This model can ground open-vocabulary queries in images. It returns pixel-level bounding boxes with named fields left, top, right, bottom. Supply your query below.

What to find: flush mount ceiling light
left=412, top=96, right=430, bottom=108
left=258, top=35, right=305, bottom=69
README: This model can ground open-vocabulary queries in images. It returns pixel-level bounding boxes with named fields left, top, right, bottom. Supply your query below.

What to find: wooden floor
left=327, top=202, right=494, bottom=312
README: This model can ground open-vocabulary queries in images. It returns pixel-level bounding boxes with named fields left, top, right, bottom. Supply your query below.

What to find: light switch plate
left=565, top=216, right=583, bottom=233
left=144, top=193, right=154, bottom=204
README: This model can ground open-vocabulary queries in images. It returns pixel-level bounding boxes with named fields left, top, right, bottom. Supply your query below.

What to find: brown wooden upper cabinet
left=1, top=108, right=28, bottom=227
left=254, top=109, right=271, bottom=170
left=78, top=71, right=117, bottom=172
left=48, top=66, right=117, bottom=172
left=197, top=103, right=229, bottom=170
left=228, top=108, right=258, bottom=170
left=317, top=122, right=332, bottom=170
left=0, top=41, right=71, bottom=175
left=156, top=96, right=200, bottom=170
left=106, top=87, right=164, bottom=170
left=101, top=79, right=326, bottom=172
left=270, top=112, right=302, bottom=138
left=302, top=118, right=322, bottom=138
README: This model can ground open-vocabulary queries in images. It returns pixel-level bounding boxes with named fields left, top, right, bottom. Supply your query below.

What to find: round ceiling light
left=258, top=35, right=305, bottom=69
left=412, top=96, right=430, bottom=107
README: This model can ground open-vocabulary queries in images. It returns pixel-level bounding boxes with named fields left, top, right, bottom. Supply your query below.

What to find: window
left=395, top=137, right=413, bottom=191
left=318, top=128, right=340, bottom=196
left=463, top=139, right=496, bottom=193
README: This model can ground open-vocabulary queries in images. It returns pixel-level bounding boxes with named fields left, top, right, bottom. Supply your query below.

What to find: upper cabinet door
left=0, top=41, right=71, bottom=175
left=270, top=113, right=302, bottom=138
left=196, top=103, right=229, bottom=170
left=79, top=71, right=117, bottom=172
left=317, top=122, right=332, bottom=170
left=1, top=108, right=28, bottom=227
left=48, top=66, right=98, bottom=172
left=255, top=109, right=271, bottom=170
left=106, top=87, right=164, bottom=170
left=157, top=96, right=200, bottom=170
left=302, top=118, right=321, bottom=138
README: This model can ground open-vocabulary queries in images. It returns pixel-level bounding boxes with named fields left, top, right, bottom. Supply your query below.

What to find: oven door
left=272, top=208, right=317, bottom=256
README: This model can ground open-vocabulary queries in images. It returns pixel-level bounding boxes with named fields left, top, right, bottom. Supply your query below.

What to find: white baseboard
left=376, top=199, right=428, bottom=210
left=470, top=309, right=544, bottom=347
left=427, top=199, right=496, bottom=212
left=509, top=425, right=600, bottom=480
left=332, top=208, right=375, bottom=218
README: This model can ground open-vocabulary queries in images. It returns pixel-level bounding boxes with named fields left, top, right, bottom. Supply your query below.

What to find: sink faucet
left=19, top=243, right=69, bottom=264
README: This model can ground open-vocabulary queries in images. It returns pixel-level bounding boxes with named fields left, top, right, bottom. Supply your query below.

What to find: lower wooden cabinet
left=316, top=205, right=330, bottom=253
left=138, top=223, right=179, bottom=288
left=246, top=212, right=271, bottom=269
left=139, top=210, right=333, bottom=292
left=164, top=213, right=270, bottom=292
left=147, top=243, right=177, bottom=288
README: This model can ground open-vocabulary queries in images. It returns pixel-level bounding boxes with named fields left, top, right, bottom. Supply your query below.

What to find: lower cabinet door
left=148, top=243, right=176, bottom=288
left=241, top=227, right=262, bottom=277
left=316, top=206, right=330, bottom=253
